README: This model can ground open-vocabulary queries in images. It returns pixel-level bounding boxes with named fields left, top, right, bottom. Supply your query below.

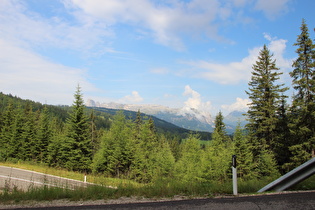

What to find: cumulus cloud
left=119, top=91, right=143, bottom=103
left=221, top=97, right=250, bottom=113
left=183, top=34, right=292, bottom=84
left=180, top=85, right=212, bottom=122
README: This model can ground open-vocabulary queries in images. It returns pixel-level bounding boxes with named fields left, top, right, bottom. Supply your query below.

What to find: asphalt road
left=8, top=191, right=315, bottom=210
left=0, top=166, right=90, bottom=191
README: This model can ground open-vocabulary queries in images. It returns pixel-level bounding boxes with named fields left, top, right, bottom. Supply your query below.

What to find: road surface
left=1, top=191, right=314, bottom=209
left=0, top=166, right=90, bottom=191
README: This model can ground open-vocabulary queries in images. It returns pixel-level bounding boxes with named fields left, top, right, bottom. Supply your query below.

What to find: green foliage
left=174, top=134, right=205, bottom=183
left=62, top=85, right=92, bottom=172
left=287, top=19, right=315, bottom=170
left=202, top=113, right=232, bottom=182
left=245, top=44, right=287, bottom=177
left=246, top=45, right=288, bottom=156
left=92, top=111, right=134, bottom=177
left=36, top=106, right=52, bottom=162
left=233, top=124, right=255, bottom=180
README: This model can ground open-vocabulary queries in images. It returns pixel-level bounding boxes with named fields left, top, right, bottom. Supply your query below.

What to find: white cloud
left=181, top=85, right=212, bottom=121
left=184, top=47, right=260, bottom=84
left=221, top=97, right=250, bottom=113
left=0, top=39, right=97, bottom=105
left=255, top=0, right=290, bottom=20
left=182, top=34, right=292, bottom=84
left=119, top=91, right=143, bottom=103
left=66, top=0, right=245, bottom=50
left=0, top=0, right=110, bottom=53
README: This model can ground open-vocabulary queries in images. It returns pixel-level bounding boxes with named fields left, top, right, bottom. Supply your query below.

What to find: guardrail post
left=232, top=155, right=238, bottom=195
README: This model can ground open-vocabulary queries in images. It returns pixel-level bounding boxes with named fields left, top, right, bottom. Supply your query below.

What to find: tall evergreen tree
left=245, top=45, right=287, bottom=177
left=36, top=106, right=52, bottom=162
left=93, top=111, right=134, bottom=177
left=62, top=85, right=92, bottom=172
left=21, top=103, right=37, bottom=160
left=203, top=112, right=231, bottom=182
left=10, top=105, right=25, bottom=160
left=0, top=100, right=15, bottom=160
left=246, top=45, right=288, bottom=156
left=287, top=19, right=315, bottom=168
left=273, top=97, right=291, bottom=172
left=131, top=115, right=159, bottom=182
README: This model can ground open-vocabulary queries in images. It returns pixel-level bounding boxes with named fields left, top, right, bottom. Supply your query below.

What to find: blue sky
left=0, top=0, right=314, bottom=115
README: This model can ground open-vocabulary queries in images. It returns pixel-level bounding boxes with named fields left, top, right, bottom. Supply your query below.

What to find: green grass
left=0, top=161, right=141, bottom=188
left=0, top=177, right=273, bottom=203
left=289, top=175, right=315, bottom=191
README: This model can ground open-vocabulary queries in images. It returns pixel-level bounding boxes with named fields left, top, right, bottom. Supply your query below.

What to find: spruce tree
left=10, top=105, right=25, bottom=160
left=246, top=45, right=288, bottom=156
left=287, top=19, right=315, bottom=168
left=175, top=134, right=204, bottom=183
left=274, top=97, right=291, bottom=172
left=62, top=85, right=92, bottom=172
left=93, top=111, right=134, bottom=177
left=21, top=103, right=37, bottom=160
left=0, top=100, right=15, bottom=160
left=233, top=123, right=255, bottom=180
left=152, top=134, right=175, bottom=180
left=211, top=111, right=231, bottom=146
left=203, top=112, right=231, bottom=182
left=245, top=45, right=287, bottom=177
left=36, top=106, right=52, bottom=162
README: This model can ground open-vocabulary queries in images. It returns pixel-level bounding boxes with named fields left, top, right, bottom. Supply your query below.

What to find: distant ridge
left=86, top=99, right=247, bottom=134
left=87, top=106, right=212, bottom=140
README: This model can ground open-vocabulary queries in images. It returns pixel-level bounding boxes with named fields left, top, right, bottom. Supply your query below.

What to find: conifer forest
left=0, top=19, right=314, bottom=185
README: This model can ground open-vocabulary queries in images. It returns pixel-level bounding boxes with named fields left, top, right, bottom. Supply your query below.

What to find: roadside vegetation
left=0, top=19, right=315, bottom=203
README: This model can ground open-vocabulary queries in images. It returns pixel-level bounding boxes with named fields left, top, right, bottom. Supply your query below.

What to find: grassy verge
left=0, top=176, right=272, bottom=203
left=289, top=175, right=315, bottom=191
left=0, top=161, right=141, bottom=188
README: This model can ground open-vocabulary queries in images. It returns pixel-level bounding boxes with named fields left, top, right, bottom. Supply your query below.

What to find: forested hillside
left=0, top=20, right=314, bottom=186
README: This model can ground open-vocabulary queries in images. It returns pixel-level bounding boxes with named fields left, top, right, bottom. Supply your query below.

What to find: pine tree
left=0, top=100, right=15, bottom=160
left=10, top=105, right=25, bottom=160
left=36, top=106, right=52, bottom=162
left=246, top=45, right=288, bottom=157
left=273, top=97, right=291, bottom=172
left=233, top=123, right=255, bottom=180
left=175, top=134, right=205, bottom=183
left=89, top=110, right=100, bottom=155
left=203, top=112, right=231, bottom=182
left=211, top=111, right=231, bottom=146
left=62, top=85, right=92, bottom=172
left=21, top=103, right=37, bottom=160
left=287, top=19, right=315, bottom=168
left=92, top=111, right=134, bottom=177
left=152, top=134, right=175, bottom=180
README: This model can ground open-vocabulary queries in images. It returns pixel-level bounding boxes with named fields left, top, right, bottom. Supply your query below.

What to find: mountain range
left=86, top=99, right=247, bottom=134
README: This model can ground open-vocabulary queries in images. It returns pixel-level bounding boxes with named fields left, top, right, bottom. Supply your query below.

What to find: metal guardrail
left=258, top=157, right=315, bottom=192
